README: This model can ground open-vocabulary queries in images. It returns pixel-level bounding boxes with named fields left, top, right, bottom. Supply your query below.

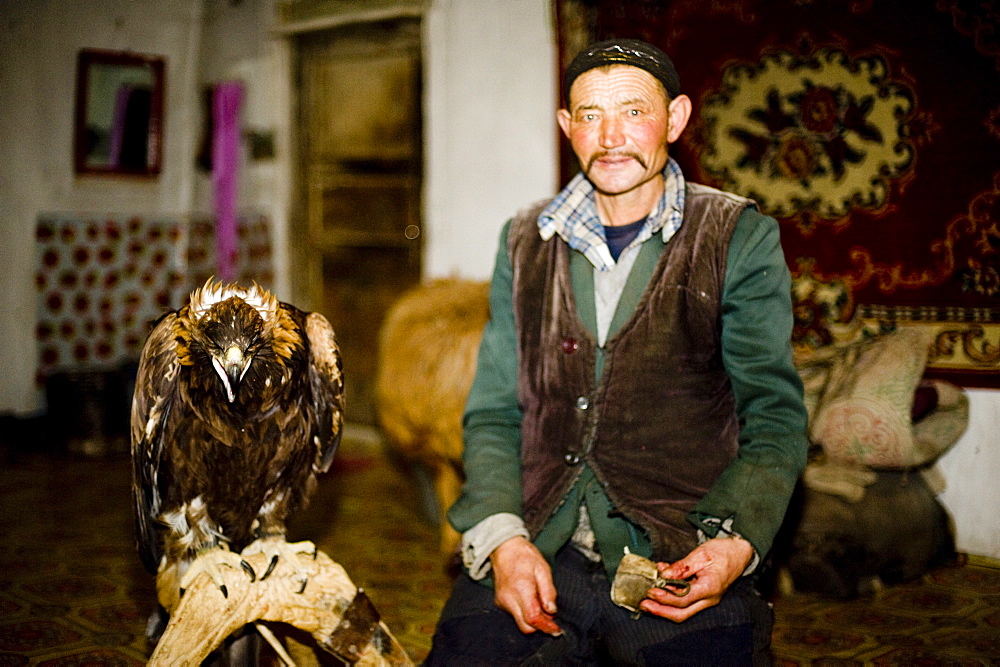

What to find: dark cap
left=563, top=38, right=681, bottom=106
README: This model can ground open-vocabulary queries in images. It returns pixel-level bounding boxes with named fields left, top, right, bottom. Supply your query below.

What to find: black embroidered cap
left=563, top=38, right=681, bottom=105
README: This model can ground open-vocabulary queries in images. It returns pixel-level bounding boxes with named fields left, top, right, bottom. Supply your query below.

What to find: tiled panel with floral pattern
left=34, top=213, right=273, bottom=382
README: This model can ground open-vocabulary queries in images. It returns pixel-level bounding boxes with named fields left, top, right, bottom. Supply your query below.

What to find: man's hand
left=490, top=536, right=562, bottom=636
left=639, top=536, right=754, bottom=622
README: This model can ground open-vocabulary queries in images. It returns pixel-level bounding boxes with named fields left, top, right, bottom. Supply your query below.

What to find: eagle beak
left=212, top=346, right=251, bottom=403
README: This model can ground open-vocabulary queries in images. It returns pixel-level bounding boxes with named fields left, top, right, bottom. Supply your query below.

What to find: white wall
left=195, top=0, right=293, bottom=300
left=0, top=0, right=557, bottom=409
left=423, top=0, right=559, bottom=280
left=188, top=0, right=559, bottom=292
left=0, top=0, right=293, bottom=415
left=936, top=388, right=1000, bottom=559
left=0, top=0, right=206, bottom=414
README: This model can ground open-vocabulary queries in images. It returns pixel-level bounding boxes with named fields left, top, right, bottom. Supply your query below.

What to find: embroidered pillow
left=809, top=327, right=935, bottom=468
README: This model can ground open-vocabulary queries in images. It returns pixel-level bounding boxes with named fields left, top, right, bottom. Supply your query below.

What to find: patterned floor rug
left=0, top=434, right=997, bottom=665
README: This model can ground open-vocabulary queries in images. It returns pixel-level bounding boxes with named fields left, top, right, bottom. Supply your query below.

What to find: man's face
left=558, top=65, right=687, bottom=198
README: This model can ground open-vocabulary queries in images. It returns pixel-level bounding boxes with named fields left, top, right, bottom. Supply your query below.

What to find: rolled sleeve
left=460, top=512, right=530, bottom=580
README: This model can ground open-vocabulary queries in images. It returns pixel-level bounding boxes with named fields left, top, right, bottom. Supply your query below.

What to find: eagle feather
left=130, top=279, right=344, bottom=611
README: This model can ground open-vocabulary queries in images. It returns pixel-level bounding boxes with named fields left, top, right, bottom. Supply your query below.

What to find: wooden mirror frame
left=74, top=48, right=165, bottom=177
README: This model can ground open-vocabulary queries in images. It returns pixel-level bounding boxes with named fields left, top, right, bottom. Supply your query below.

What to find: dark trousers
left=425, top=546, right=773, bottom=666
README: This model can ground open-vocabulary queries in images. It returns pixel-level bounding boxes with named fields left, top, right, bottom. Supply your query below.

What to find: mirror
left=74, top=49, right=165, bottom=177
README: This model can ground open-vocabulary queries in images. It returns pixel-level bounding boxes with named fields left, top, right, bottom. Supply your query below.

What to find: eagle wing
left=303, top=311, right=345, bottom=474
left=130, top=311, right=181, bottom=574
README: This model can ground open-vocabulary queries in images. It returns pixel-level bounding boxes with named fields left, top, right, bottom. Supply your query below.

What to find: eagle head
left=179, top=279, right=290, bottom=403
left=202, top=298, right=261, bottom=403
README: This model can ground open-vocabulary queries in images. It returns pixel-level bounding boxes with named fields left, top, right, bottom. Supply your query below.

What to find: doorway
left=293, top=18, right=423, bottom=425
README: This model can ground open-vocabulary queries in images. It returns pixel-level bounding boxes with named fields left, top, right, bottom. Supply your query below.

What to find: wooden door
left=294, top=18, right=422, bottom=425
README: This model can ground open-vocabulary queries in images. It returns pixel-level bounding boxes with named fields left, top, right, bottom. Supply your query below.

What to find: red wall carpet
left=557, top=0, right=1000, bottom=386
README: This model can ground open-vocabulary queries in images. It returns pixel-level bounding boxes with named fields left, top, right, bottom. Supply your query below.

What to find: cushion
left=808, top=327, right=945, bottom=468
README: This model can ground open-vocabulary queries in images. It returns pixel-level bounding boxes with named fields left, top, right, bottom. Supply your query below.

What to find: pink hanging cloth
left=107, top=84, right=133, bottom=168
left=212, top=81, right=245, bottom=282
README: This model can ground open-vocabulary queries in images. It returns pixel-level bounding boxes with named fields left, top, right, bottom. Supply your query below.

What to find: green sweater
left=449, top=207, right=808, bottom=579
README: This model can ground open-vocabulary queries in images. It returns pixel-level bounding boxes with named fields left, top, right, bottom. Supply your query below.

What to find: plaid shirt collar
left=538, top=157, right=687, bottom=271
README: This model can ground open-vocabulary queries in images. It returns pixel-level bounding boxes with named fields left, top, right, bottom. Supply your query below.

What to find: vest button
left=576, top=396, right=589, bottom=410
left=564, top=452, right=581, bottom=465
left=561, top=337, right=579, bottom=354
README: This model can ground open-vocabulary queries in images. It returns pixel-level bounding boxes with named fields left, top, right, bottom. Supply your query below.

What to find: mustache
left=586, top=151, right=647, bottom=171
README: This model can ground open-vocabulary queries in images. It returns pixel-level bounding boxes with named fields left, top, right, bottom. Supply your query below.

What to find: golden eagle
left=130, top=280, right=344, bottom=616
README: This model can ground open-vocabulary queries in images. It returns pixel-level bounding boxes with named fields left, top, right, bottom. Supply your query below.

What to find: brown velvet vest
left=510, top=183, right=751, bottom=562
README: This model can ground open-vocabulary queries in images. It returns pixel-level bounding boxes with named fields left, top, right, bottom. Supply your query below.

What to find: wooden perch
left=149, top=547, right=414, bottom=666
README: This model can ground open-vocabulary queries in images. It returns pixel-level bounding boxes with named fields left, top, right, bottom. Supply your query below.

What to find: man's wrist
left=695, top=519, right=760, bottom=576
left=461, top=513, right=530, bottom=580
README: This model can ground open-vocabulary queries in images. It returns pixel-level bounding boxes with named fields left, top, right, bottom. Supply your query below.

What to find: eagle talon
left=177, top=545, right=250, bottom=602
left=260, top=554, right=279, bottom=581
left=241, top=537, right=316, bottom=593
left=240, top=559, right=256, bottom=582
